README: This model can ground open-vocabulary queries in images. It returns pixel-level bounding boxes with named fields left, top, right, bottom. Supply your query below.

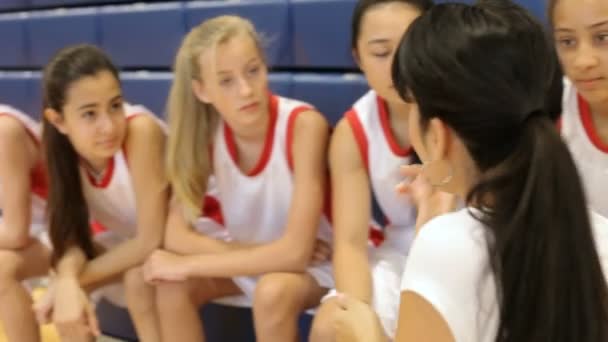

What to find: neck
left=386, top=100, right=410, bottom=119
left=231, top=111, right=270, bottom=145
left=589, top=99, right=608, bottom=119
left=81, top=157, right=109, bottom=176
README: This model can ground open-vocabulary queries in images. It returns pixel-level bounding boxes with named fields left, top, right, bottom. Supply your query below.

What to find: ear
left=191, top=79, right=212, bottom=104
left=425, top=117, right=450, bottom=163
left=44, top=108, right=68, bottom=134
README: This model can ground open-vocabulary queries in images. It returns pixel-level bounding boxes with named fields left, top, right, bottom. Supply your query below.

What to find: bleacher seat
left=28, top=7, right=99, bottom=67
left=185, top=0, right=291, bottom=67
left=96, top=299, right=313, bottom=342
left=0, top=12, right=28, bottom=68
left=121, top=71, right=173, bottom=119
left=100, top=3, right=186, bottom=68
left=0, top=0, right=28, bottom=11
left=30, top=0, right=132, bottom=7
left=268, top=72, right=292, bottom=98
left=291, top=0, right=357, bottom=69
left=292, top=73, right=368, bottom=125
left=0, top=72, right=38, bottom=117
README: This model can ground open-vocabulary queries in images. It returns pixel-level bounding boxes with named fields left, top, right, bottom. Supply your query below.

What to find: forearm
left=165, top=228, right=251, bottom=255
left=183, top=239, right=308, bottom=278
left=79, top=238, right=156, bottom=288
left=334, top=243, right=373, bottom=303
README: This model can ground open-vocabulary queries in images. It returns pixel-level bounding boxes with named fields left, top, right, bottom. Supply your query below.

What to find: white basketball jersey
left=212, top=94, right=332, bottom=244
left=345, top=91, right=417, bottom=252
left=0, top=105, right=47, bottom=229
left=561, top=79, right=608, bottom=218
left=80, top=104, right=160, bottom=244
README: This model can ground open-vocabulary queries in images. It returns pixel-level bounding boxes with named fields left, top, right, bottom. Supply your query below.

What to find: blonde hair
left=167, top=15, right=264, bottom=220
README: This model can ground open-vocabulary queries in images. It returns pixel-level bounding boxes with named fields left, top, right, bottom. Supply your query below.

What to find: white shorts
left=322, top=246, right=406, bottom=339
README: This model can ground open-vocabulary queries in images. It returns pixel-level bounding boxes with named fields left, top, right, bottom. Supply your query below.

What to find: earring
left=420, top=160, right=454, bottom=187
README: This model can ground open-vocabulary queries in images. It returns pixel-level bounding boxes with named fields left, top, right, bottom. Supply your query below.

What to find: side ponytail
left=469, top=114, right=608, bottom=342
left=392, top=2, right=608, bottom=341
left=42, top=44, right=119, bottom=265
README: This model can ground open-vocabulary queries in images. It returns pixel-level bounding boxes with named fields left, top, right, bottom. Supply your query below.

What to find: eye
left=248, top=65, right=261, bottom=75
left=556, top=37, right=576, bottom=48
left=110, top=101, right=123, bottom=113
left=594, top=33, right=608, bottom=44
left=81, top=110, right=96, bottom=119
left=220, top=78, right=234, bottom=87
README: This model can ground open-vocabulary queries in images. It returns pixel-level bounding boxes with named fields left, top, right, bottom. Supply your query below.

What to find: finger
left=86, top=303, right=101, bottom=337
left=400, top=164, right=422, bottom=177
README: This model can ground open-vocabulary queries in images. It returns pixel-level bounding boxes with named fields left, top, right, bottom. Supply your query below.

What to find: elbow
left=278, top=240, right=312, bottom=273
left=139, top=234, right=163, bottom=256
left=2, top=232, right=31, bottom=250
left=163, top=227, right=182, bottom=253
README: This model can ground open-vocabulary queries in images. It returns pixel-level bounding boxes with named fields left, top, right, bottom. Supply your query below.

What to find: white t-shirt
left=401, top=208, right=608, bottom=342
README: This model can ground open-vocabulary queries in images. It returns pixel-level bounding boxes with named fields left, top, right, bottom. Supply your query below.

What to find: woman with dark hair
left=36, top=44, right=169, bottom=342
left=332, top=1, right=608, bottom=341
left=309, top=1, right=438, bottom=340
left=549, top=0, right=608, bottom=218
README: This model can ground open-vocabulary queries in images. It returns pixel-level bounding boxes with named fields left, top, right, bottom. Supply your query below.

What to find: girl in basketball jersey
left=332, top=1, right=608, bottom=341
left=37, top=45, right=169, bottom=341
left=549, top=0, right=608, bottom=218
left=142, top=15, right=333, bottom=342
left=0, top=105, right=50, bottom=342
left=310, top=0, right=433, bottom=340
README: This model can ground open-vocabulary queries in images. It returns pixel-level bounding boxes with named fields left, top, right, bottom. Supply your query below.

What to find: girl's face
left=356, top=2, right=421, bottom=104
left=47, top=70, right=126, bottom=167
left=194, top=33, right=270, bottom=135
left=553, top=0, right=608, bottom=105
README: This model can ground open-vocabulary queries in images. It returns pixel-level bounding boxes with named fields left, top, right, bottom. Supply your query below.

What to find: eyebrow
left=217, top=58, right=261, bottom=75
left=77, top=94, right=122, bottom=110
left=589, top=20, right=608, bottom=29
left=555, top=20, right=608, bottom=32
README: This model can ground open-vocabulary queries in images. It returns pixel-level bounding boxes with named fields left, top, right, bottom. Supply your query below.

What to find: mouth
left=240, top=101, right=260, bottom=112
left=97, top=138, right=118, bottom=148
left=576, top=77, right=605, bottom=87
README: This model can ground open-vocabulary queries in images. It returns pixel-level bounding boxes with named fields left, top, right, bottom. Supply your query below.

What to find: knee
left=123, top=266, right=147, bottom=295
left=0, top=250, right=22, bottom=294
left=155, top=281, right=194, bottom=309
left=253, top=273, right=302, bottom=314
left=309, top=299, right=339, bottom=342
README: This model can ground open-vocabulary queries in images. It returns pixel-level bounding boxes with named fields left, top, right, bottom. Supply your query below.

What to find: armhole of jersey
left=286, top=106, right=314, bottom=171
left=345, top=109, right=369, bottom=172
left=202, top=195, right=225, bottom=226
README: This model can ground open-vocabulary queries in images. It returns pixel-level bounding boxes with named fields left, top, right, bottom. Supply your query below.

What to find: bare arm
left=179, top=110, right=330, bottom=278
left=0, top=117, right=37, bottom=249
left=330, top=118, right=374, bottom=303
left=164, top=197, right=250, bottom=255
left=79, top=115, right=169, bottom=288
left=394, top=291, right=454, bottom=342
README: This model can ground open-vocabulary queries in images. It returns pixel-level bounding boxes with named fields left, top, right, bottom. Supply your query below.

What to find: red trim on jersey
left=556, top=117, right=562, bottom=132
left=377, top=96, right=411, bottom=157
left=345, top=110, right=369, bottom=172
left=286, top=106, right=313, bottom=171
left=30, top=162, right=48, bottom=199
left=202, top=195, right=224, bottom=226
left=0, top=113, right=48, bottom=197
left=224, top=94, right=279, bottom=177
left=84, top=157, right=115, bottom=188
left=368, top=227, right=385, bottom=247
left=578, top=94, right=608, bottom=153
left=91, top=221, right=108, bottom=235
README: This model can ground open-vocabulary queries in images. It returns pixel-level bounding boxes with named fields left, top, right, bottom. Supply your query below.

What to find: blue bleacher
left=0, top=72, right=37, bottom=117
left=0, top=0, right=27, bottom=11
left=292, top=73, right=368, bottom=125
left=30, top=0, right=132, bottom=6
left=28, top=7, right=99, bottom=67
left=292, top=0, right=357, bottom=68
left=186, top=0, right=291, bottom=67
left=0, top=12, right=28, bottom=68
left=100, top=3, right=186, bottom=68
